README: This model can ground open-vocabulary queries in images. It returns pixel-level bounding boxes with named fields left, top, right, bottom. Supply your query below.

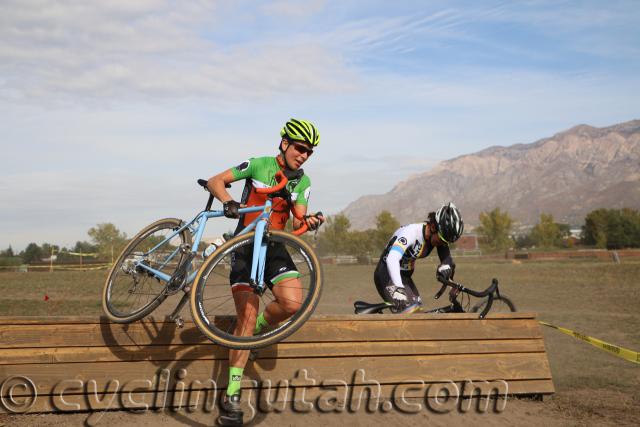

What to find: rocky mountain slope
left=342, top=120, right=640, bottom=230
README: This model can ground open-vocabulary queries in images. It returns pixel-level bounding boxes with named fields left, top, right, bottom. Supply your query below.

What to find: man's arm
left=436, top=244, right=456, bottom=279
left=291, top=204, right=324, bottom=230
left=207, top=169, right=236, bottom=203
left=385, top=241, right=407, bottom=288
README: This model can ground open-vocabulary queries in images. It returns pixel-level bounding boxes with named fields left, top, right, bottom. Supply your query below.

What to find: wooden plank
left=0, top=379, right=554, bottom=414
left=0, top=318, right=543, bottom=348
left=3, top=379, right=554, bottom=414
left=0, top=312, right=538, bottom=325
left=1, top=353, right=552, bottom=399
left=0, top=339, right=547, bottom=365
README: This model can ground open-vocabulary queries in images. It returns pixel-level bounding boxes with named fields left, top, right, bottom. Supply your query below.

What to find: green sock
left=226, top=367, right=244, bottom=396
left=254, top=312, right=269, bottom=334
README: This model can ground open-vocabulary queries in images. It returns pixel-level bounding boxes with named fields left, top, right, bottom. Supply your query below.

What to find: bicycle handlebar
left=254, top=170, right=288, bottom=195
left=435, top=277, right=499, bottom=319
left=197, top=172, right=321, bottom=236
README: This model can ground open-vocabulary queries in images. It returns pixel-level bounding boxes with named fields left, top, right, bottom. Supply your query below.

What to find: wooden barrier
left=0, top=313, right=553, bottom=414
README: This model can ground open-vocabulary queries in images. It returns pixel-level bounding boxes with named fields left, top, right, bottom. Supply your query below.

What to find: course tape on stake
left=540, top=321, right=640, bottom=365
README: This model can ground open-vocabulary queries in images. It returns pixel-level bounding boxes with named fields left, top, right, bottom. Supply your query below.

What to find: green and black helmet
left=280, top=118, right=320, bottom=147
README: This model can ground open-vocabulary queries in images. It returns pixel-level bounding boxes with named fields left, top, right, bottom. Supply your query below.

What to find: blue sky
left=1, top=0, right=639, bottom=250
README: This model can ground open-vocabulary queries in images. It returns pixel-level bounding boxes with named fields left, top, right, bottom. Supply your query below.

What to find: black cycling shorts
left=230, top=240, right=300, bottom=290
left=373, top=262, right=421, bottom=304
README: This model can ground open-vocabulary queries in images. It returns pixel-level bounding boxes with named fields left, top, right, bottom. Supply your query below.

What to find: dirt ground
left=1, top=258, right=639, bottom=426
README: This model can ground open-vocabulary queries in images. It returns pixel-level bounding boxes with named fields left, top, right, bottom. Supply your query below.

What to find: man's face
left=282, top=139, right=314, bottom=169
left=427, top=223, right=447, bottom=247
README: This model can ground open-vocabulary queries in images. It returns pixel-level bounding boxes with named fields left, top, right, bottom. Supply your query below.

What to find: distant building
left=455, top=234, right=478, bottom=251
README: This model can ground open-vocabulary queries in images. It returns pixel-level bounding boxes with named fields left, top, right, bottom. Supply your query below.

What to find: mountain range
left=342, top=119, right=640, bottom=230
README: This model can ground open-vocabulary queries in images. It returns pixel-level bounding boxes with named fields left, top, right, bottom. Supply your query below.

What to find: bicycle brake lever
left=434, top=283, right=448, bottom=300
left=479, top=294, right=494, bottom=319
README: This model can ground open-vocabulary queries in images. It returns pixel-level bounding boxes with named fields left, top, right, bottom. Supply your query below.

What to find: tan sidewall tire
left=190, top=230, right=323, bottom=349
left=102, top=218, right=191, bottom=323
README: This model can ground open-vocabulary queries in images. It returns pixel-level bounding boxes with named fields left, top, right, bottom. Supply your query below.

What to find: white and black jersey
left=374, top=222, right=454, bottom=304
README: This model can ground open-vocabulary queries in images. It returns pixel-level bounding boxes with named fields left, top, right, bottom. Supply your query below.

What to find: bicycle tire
left=470, top=295, right=516, bottom=314
left=190, top=230, right=323, bottom=350
left=102, top=218, right=192, bottom=323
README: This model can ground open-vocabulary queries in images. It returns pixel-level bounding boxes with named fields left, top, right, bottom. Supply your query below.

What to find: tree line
left=0, top=223, right=127, bottom=266
left=2, top=207, right=639, bottom=266
left=473, top=207, right=640, bottom=252
left=314, top=207, right=640, bottom=255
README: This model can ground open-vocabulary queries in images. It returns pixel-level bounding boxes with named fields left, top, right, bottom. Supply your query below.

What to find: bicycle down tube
left=133, top=203, right=272, bottom=290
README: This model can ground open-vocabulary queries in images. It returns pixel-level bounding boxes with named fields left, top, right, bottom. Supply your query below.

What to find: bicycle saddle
left=197, top=179, right=231, bottom=189
left=353, top=300, right=393, bottom=314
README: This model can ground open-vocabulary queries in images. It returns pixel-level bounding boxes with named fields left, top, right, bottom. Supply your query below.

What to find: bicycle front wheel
left=470, top=295, right=517, bottom=314
left=190, top=230, right=323, bottom=350
left=103, top=218, right=192, bottom=323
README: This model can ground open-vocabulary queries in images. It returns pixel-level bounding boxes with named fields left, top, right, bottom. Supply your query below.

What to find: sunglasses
left=290, top=142, right=314, bottom=156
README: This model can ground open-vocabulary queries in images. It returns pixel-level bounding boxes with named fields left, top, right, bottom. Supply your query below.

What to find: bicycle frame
left=133, top=201, right=274, bottom=292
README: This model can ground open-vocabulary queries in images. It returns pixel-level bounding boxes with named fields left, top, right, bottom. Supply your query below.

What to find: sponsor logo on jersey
left=398, top=237, right=408, bottom=245
left=235, top=160, right=250, bottom=171
left=231, top=375, right=242, bottom=381
left=409, top=241, right=423, bottom=257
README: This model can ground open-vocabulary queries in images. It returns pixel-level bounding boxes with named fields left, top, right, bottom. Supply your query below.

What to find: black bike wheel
left=102, top=218, right=192, bottom=323
left=190, top=230, right=323, bottom=350
left=470, top=295, right=516, bottom=314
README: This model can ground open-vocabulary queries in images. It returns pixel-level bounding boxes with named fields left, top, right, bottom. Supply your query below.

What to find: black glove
left=223, top=200, right=241, bottom=219
left=436, top=264, right=453, bottom=282
left=304, top=212, right=324, bottom=231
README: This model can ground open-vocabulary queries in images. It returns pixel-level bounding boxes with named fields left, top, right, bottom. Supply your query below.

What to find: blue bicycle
left=102, top=171, right=323, bottom=350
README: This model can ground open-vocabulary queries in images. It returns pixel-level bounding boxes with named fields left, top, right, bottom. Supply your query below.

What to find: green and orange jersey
left=230, top=156, right=311, bottom=230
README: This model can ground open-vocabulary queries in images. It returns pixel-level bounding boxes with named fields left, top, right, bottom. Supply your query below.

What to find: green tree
left=373, top=211, right=400, bottom=252
left=530, top=213, right=563, bottom=249
left=73, top=241, right=98, bottom=254
left=582, top=208, right=640, bottom=249
left=317, top=214, right=351, bottom=255
left=476, top=208, right=514, bottom=253
left=88, top=223, right=128, bottom=261
left=20, top=243, right=43, bottom=263
left=346, top=229, right=376, bottom=258
left=1, top=246, right=14, bottom=257
left=582, top=209, right=609, bottom=248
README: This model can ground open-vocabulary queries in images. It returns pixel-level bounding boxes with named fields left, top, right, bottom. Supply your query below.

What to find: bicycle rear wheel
left=190, top=230, right=323, bottom=350
left=102, top=218, right=192, bottom=323
left=470, top=295, right=516, bottom=314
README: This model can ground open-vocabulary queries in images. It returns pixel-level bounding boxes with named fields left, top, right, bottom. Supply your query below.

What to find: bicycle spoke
left=191, top=230, right=322, bottom=349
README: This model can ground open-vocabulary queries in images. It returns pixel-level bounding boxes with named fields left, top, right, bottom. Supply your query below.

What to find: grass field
left=0, top=258, right=639, bottom=425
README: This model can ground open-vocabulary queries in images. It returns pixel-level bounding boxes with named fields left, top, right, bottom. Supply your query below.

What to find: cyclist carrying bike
left=374, top=202, right=464, bottom=314
left=207, top=118, right=324, bottom=426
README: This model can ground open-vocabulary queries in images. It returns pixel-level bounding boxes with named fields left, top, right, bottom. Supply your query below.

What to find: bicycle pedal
left=174, top=316, right=185, bottom=328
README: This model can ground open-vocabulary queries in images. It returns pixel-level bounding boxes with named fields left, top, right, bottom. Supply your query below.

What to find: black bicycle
left=353, top=277, right=516, bottom=319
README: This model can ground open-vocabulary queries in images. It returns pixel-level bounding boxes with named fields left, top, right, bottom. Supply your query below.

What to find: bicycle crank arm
left=168, top=292, right=190, bottom=328
left=167, top=252, right=196, bottom=293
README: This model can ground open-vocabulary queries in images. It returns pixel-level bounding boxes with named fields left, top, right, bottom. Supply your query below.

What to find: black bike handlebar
left=434, top=277, right=499, bottom=319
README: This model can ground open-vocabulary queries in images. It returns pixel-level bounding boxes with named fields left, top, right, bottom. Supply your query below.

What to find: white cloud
left=0, top=1, right=357, bottom=105
left=261, top=0, right=327, bottom=18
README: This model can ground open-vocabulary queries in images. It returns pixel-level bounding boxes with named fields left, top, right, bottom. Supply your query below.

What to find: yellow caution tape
left=0, top=264, right=110, bottom=271
left=540, top=321, right=640, bottom=364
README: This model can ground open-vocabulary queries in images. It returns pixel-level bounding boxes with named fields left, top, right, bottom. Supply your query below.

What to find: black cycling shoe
left=217, top=393, right=243, bottom=426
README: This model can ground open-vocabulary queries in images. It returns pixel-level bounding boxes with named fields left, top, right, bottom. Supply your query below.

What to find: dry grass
left=0, top=258, right=639, bottom=424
